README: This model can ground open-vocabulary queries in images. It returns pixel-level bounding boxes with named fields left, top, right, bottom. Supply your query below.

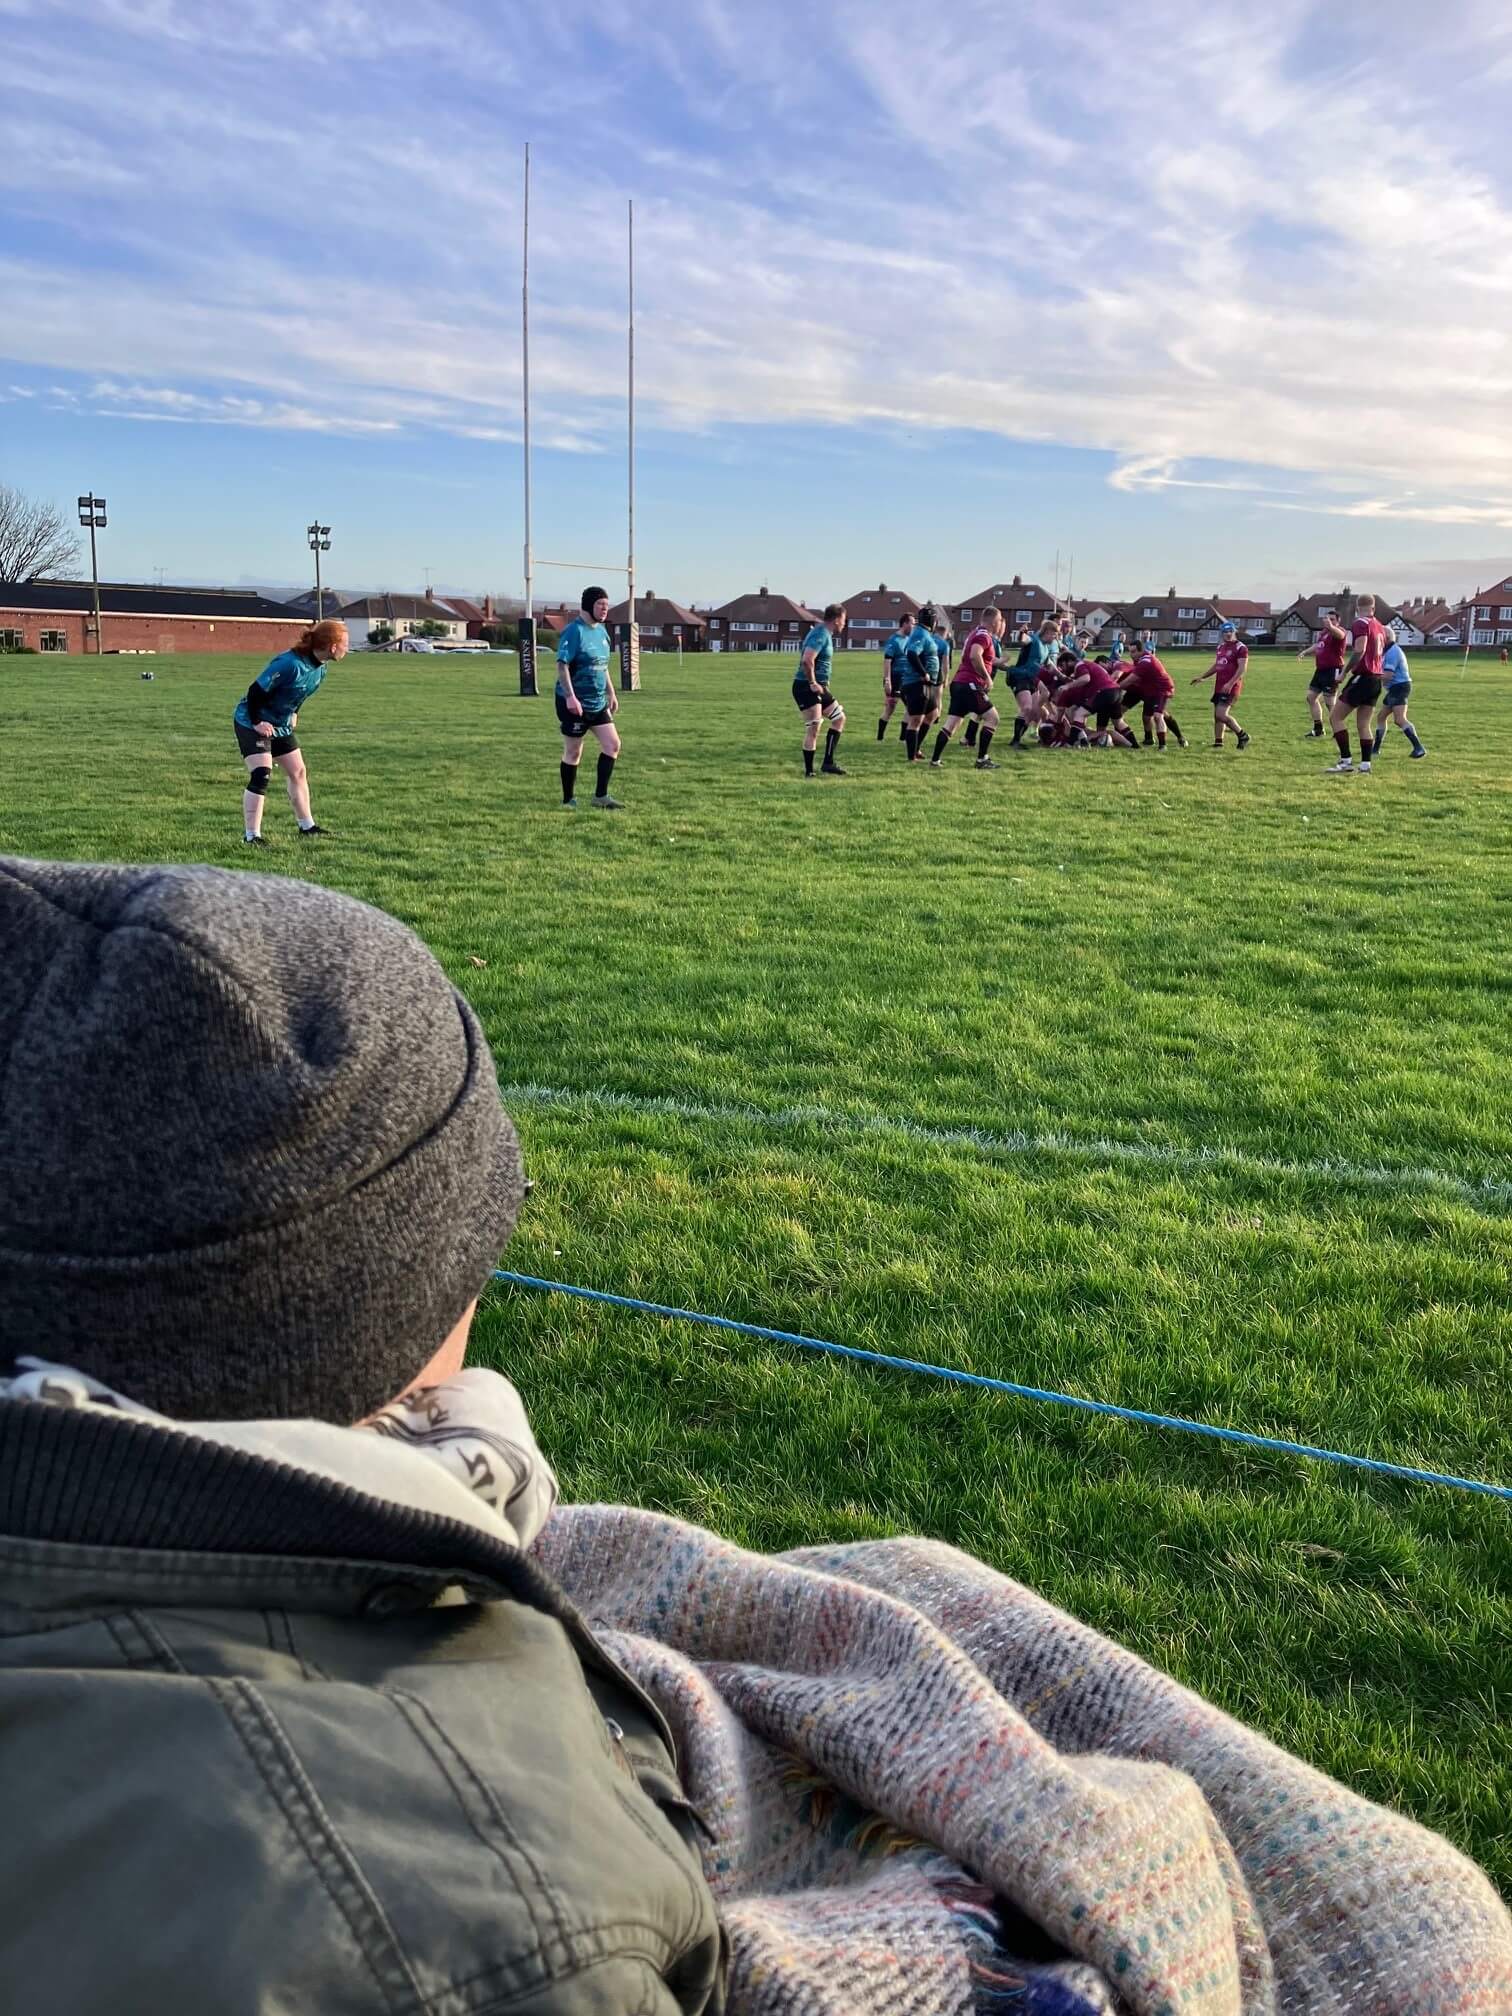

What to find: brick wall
left=0, top=610, right=307, bottom=655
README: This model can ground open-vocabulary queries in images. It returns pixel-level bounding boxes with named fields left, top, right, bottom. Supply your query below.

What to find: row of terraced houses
left=685, top=578, right=1512, bottom=654
left=3, top=574, right=1511, bottom=657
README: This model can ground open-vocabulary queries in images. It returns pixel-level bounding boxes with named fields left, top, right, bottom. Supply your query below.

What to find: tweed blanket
left=535, top=1508, right=1512, bottom=2016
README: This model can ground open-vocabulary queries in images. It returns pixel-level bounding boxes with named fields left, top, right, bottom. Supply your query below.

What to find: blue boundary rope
left=492, top=1270, right=1511, bottom=1504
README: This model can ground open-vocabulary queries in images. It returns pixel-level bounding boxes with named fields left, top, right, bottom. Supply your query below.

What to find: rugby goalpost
left=518, top=147, right=639, bottom=698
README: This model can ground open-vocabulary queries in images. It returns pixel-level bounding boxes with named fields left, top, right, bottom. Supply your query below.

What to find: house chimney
left=424, top=585, right=435, bottom=602
left=1012, top=574, right=1021, bottom=587
left=878, top=582, right=886, bottom=591
left=1168, top=585, right=1176, bottom=598
left=483, top=594, right=494, bottom=620
left=759, top=585, right=768, bottom=596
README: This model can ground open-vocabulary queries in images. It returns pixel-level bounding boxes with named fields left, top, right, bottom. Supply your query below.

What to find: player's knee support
left=246, top=767, right=272, bottom=796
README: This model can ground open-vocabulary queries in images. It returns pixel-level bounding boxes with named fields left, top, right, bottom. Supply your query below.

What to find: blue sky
left=3, top=0, right=1512, bottom=607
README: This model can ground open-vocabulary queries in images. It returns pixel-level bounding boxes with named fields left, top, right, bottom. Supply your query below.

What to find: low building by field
left=0, top=579, right=308, bottom=655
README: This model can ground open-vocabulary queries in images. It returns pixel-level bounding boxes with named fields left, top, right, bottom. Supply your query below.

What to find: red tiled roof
left=948, top=579, right=1059, bottom=614
left=707, top=590, right=817, bottom=625
left=606, top=594, right=707, bottom=628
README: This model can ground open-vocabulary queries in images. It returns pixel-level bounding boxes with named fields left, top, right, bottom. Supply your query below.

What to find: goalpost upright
left=517, top=150, right=640, bottom=696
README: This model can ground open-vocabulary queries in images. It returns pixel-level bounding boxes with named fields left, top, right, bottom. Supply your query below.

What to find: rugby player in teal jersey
left=233, top=617, right=349, bottom=845
left=555, top=586, right=623, bottom=808
left=794, top=604, right=848, bottom=776
left=1008, top=620, right=1054, bottom=747
left=879, top=612, right=916, bottom=742
left=899, top=605, right=941, bottom=763
left=919, top=611, right=950, bottom=746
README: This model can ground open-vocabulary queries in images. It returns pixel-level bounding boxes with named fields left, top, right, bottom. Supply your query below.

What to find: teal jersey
left=555, top=619, right=611, bottom=710
left=1023, top=634, right=1049, bottom=677
left=883, top=633, right=911, bottom=670
left=233, top=650, right=326, bottom=736
left=933, top=630, right=951, bottom=680
left=905, top=628, right=939, bottom=682
left=800, top=624, right=833, bottom=686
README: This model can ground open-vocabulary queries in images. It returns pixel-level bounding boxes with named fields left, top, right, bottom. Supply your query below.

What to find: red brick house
left=605, top=592, right=708, bottom=650
left=1114, top=590, right=1223, bottom=649
left=944, top=576, right=1064, bottom=637
left=1408, top=600, right=1462, bottom=646
left=706, top=588, right=817, bottom=653
left=830, top=583, right=920, bottom=651
left=1458, top=575, right=1512, bottom=648
left=0, top=580, right=307, bottom=656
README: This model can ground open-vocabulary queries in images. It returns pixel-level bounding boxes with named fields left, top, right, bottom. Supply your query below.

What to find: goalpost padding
left=517, top=616, right=539, bottom=697
left=619, top=621, right=641, bottom=693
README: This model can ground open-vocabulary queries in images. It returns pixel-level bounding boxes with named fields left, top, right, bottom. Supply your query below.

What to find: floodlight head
left=78, top=495, right=91, bottom=510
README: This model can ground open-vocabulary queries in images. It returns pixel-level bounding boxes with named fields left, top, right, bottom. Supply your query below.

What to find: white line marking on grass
left=498, top=1082, right=1512, bottom=1212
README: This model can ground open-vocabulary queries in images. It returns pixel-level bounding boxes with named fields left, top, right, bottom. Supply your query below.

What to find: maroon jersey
left=1315, top=627, right=1348, bottom=673
left=1128, top=653, right=1174, bottom=702
left=958, top=626, right=997, bottom=688
left=1213, top=638, right=1248, bottom=694
left=1350, top=617, right=1386, bottom=675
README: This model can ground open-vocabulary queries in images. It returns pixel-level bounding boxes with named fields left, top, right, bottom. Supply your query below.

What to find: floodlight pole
left=78, top=492, right=106, bottom=654
left=88, top=518, right=102, bottom=652
left=519, top=143, right=538, bottom=695
left=523, top=144, right=533, bottom=622
left=307, top=518, right=330, bottom=620
left=624, top=196, right=640, bottom=691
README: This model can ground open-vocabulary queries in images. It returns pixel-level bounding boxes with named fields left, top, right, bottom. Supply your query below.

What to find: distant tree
left=413, top=618, right=450, bottom=638
left=368, top=623, right=394, bottom=648
left=0, top=485, right=82, bottom=584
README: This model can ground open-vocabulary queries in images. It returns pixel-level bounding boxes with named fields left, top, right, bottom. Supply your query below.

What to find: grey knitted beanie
left=0, top=858, right=525, bottom=1423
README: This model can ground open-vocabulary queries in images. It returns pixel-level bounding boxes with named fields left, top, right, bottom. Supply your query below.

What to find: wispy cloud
left=1, top=0, right=1510, bottom=524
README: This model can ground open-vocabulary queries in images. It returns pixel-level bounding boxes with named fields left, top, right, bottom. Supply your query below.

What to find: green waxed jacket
left=0, top=1399, right=727, bottom=2016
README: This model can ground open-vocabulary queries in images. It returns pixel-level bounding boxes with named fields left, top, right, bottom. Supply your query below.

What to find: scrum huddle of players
left=786, top=592, right=1426, bottom=778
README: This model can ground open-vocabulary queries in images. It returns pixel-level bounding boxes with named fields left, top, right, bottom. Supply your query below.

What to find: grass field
left=4, top=644, right=1509, bottom=1890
